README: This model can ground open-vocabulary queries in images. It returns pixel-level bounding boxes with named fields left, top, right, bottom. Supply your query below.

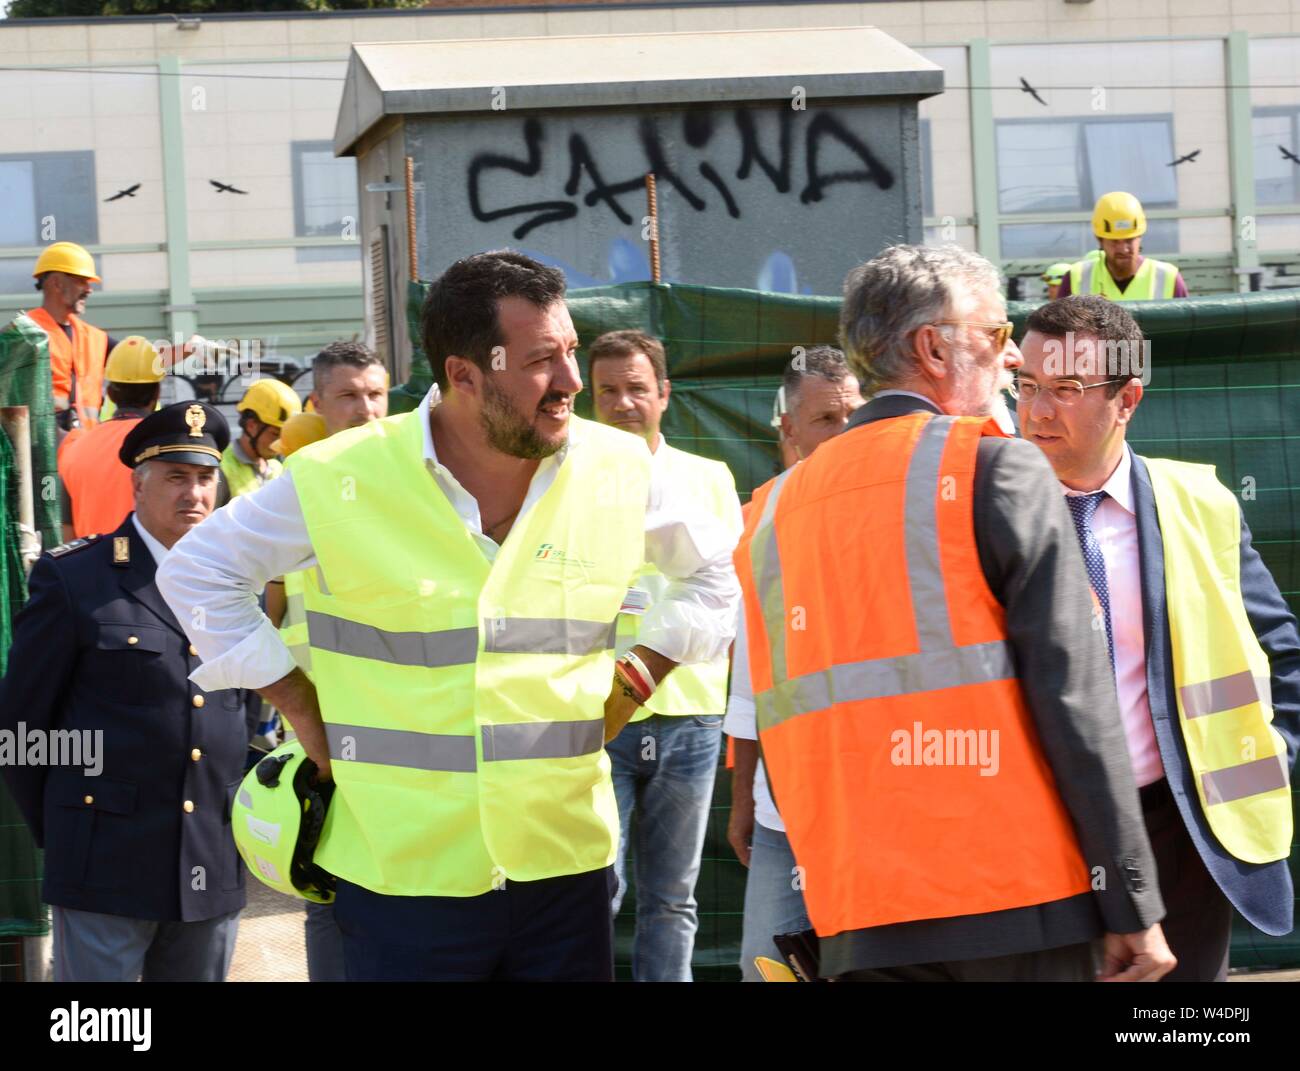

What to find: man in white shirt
left=1019, top=295, right=1300, bottom=982
left=589, top=328, right=743, bottom=982
left=724, top=345, right=862, bottom=981
left=157, top=251, right=739, bottom=982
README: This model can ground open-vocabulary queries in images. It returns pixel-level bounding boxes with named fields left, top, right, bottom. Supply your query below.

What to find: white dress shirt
left=131, top=513, right=167, bottom=566
left=1061, top=445, right=1164, bottom=787
left=722, top=612, right=784, bottom=832
left=157, top=388, right=740, bottom=693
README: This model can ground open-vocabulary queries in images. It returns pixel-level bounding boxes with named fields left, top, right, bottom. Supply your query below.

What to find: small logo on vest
left=534, top=543, right=594, bottom=568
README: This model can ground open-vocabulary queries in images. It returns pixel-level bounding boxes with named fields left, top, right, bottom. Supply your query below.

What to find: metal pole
left=405, top=156, right=418, bottom=283
left=645, top=174, right=661, bottom=284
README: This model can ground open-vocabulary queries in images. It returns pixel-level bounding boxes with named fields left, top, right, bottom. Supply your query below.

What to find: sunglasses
left=931, top=320, right=1015, bottom=352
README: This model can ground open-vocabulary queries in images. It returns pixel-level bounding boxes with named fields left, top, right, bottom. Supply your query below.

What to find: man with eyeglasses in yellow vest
left=158, top=251, right=740, bottom=982
left=1060, top=193, right=1188, bottom=302
left=1018, top=295, right=1300, bottom=981
left=588, top=328, right=744, bottom=982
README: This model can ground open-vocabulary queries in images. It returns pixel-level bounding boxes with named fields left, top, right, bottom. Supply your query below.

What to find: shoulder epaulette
left=48, top=534, right=102, bottom=558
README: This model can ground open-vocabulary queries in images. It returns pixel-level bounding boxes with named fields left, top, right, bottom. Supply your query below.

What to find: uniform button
left=192, top=695, right=205, bottom=708
left=191, top=748, right=202, bottom=762
left=183, top=800, right=195, bottom=813
left=127, top=635, right=139, bottom=645
left=84, top=795, right=94, bottom=805
left=189, top=645, right=198, bottom=656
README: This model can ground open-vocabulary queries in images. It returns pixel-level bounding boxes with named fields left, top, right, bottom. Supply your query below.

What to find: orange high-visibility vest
left=29, top=307, right=107, bottom=426
left=736, top=412, right=1092, bottom=938
left=57, top=416, right=141, bottom=537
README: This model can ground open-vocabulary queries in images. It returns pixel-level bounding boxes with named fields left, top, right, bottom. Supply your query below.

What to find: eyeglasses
left=931, top=320, right=1015, bottom=352
left=1013, top=376, right=1131, bottom=406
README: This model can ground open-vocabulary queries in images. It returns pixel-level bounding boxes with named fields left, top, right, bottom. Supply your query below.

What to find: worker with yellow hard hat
left=217, top=377, right=302, bottom=507
left=29, top=242, right=117, bottom=432
left=1041, top=262, right=1072, bottom=301
left=56, top=336, right=165, bottom=539
left=1061, top=192, right=1188, bottom=301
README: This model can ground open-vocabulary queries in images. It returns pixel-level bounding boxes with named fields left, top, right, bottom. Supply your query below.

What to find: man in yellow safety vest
left=1018, top=294, right=1300, bottom=981
left=1061, top=192, right=1188, bottom=302
left=216, top=378, right=301, bottom=506
left=158, top=250, right=739, bottom=982
left=589, top=328, right=743, bottom=982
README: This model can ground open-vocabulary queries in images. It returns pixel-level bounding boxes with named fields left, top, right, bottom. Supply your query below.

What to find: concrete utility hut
left=335, top=26, right=942, bottom=374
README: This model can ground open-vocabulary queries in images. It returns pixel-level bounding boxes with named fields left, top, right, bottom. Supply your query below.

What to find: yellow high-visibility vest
left=616, top=441, right=740, bottom=720
left=1069, top=249, right=1180, bottom=301
left=220, top=444, right=281, bottom=499
left=1146, top=457, right=1292, bottom=864
left=279, top=568, right=312, bottom=675
left=289, top=411, right=650, bottom=896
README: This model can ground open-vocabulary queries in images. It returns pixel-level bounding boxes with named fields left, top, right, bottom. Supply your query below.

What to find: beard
left=480, top=376, right=568, bottom=460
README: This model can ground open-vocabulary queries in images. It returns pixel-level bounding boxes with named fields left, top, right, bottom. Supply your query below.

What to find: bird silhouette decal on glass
left=104, top=184, right=140, bottom=202
left=210, top=180, right=249, bottom=195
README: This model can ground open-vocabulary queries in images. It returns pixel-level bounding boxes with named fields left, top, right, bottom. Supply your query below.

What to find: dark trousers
left=333, top=867, right=616, bottom=982
left=837, top=942, right=1094, bottom=982
left=1141, top=777, right=1233, bottom=983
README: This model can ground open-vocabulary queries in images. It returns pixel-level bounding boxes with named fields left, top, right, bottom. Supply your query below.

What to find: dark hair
left=1024, top=295, right=1145, bottom=398
left=420, top=250, right=567, bottom=390
left=783, top=344, right=854, bottom=408
left=587, top=330, right=668, bottom=392
left=106, top=381, right=160, bottom=412
left=312, top=340, right=383, bottom=392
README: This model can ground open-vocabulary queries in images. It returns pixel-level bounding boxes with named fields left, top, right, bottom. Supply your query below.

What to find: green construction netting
left=0, top=313, right=57, bottom=936
left=400, top=280, right=1300, bottom=976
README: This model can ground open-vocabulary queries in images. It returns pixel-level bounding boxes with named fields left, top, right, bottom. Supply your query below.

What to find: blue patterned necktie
left=1065, top=491, right=1115, bottom=670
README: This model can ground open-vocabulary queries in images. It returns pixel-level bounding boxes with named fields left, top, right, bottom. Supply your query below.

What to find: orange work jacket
left=57, top=416, right=140, bottom=537
left=29, top=307, right=107, bottom=426
left=735, top=411, right=1092, bottom=938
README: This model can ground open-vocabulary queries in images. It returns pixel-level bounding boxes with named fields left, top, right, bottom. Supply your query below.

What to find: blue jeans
left=739, top=822, right=811, bottom=982
left=606, top=712, right=722, bottom=982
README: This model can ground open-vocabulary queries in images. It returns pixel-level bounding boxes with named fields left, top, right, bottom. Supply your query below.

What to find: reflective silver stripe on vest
left=326, top=723, right=477, bottom=772
left=751, top=414, right=1016, bottom=732
left=904, top=416, right=957, bottom=649
left=287, top=643, right=312, bottom=672
left=482, top=617, right=617, bottom=656
left=481, top=720, right=604, bottom=761
left=286, top=591, right=305, bottom=622
left=1151, top=263, right=1169, bottom=299
left=756, top=640, right=1015, bottom=728
left=307, top=611, right=477, bottom=668
left=1179, top=670, right=1270, bottom=720
left=1202, top=754, right=1290, bottom=806
left=1079, top=259, right=1094, bottom=294
left=750, top=467, right=796, bottom=682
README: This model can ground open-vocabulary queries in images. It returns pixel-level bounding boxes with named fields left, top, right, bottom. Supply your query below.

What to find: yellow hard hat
left=105, top=336, right=164, bottom=384
left=304, top=396, right=316, bottom=414
left=1042, top=262, right=1073, bottom=285
left=271, top=412, right=327, bottom=457
left=32, top=241, right=101, bottom=283
left=1092, top=192, right=1146, bottom=240
left=236, top=378, right=302, bottom=428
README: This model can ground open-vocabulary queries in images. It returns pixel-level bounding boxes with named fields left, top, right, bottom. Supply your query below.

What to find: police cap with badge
left=119, top=401, right=230, bottom=470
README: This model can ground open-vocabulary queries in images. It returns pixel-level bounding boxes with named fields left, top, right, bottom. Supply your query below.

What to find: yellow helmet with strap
left=105, top=336, right=164, bottom=384
left=236, top=378, right=302, bottom=428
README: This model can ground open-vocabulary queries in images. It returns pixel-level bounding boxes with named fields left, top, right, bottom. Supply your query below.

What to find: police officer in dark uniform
left=0, top=402, right=253, bottom=982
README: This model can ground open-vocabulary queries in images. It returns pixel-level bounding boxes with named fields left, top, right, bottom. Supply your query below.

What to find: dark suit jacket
left=0, top=516, right=250, bottom=922
left=1132, top=453, right=1300, bottom=936
left=818, top=395, right=1164, bottom=976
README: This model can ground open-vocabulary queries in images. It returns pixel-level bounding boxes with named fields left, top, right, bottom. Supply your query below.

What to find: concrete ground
left=227, top=879, right=1300, bottom=982
left=229, top=879, right=307, bottom=982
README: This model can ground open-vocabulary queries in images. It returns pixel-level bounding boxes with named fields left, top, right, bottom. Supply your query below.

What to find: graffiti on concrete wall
left=415, top=102, right=916, bottom=294
left=467, top=112, right=897, bottom=241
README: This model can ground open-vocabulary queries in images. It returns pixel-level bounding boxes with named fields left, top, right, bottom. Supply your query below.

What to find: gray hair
left=839, top=245, right=1003, bottom=391
left=312, top=340, right=383, bottom=392
left=783, top=345, right=854, bottom=410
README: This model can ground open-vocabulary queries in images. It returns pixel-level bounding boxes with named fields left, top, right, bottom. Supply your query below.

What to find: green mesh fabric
left=0, top=313, right=56, bottom=936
